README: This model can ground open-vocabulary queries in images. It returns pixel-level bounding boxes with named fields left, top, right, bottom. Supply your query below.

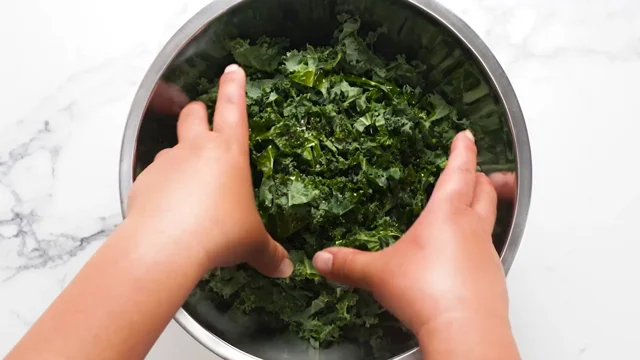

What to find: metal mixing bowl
left=119, top=0, right=532, bottom=359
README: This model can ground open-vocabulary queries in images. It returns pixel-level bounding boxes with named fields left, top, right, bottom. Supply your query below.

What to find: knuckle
left=447, top=203, right=471, bottom=218
left=193, top=135, right=220, bottom=153
left=249, top=231, right=277, bottom=262
left=364, top=253, right=384, bottom=289
left=180, top=102, right=202, bottom=118
left=334, top=251, right=354, bottom=279
left=218, top=83, right=243, bottom=105
left=339, top=251, right=372, bottom=288
left=479, top=174, right=498, bottom=197
left=154, top=148, right=171, bottom=162
left=265, top=240, right=284, bottom=264
left=454, top=166, right=475, bottom=177
left=436, top=173, right=466, bottom=194
left=437, top=169, right=457, bottom=185
left=453, top=135, right=476, bottom=154
left=230, top=141, right=249, bottom=157
left=486, top=180, right=498, bottom=198
left=443, top=160, right=474, bottom=177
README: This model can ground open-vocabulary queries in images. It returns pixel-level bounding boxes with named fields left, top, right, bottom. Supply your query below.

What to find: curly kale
left=185, top=14, right=479, bottom=358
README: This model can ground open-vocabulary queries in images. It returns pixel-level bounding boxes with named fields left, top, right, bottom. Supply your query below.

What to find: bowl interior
left=133, top=0, right=517, bottom=359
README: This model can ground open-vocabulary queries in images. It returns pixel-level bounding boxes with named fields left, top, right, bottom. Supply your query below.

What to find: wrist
left=116, top=216, right=213, bottom=274
left=417, top=313, right=519, bottom=360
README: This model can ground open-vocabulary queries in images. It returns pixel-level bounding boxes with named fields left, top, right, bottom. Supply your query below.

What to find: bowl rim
left=118, top=0, right=532, bottom=359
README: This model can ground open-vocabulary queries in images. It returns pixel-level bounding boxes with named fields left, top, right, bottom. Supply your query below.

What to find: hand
left=490, top=171, right=517, bottom=203
left=312, top=131, right=509, bottom=337
left=127, top=64, right=293, bottom=278
left=147, top=80, right=190, bottom=115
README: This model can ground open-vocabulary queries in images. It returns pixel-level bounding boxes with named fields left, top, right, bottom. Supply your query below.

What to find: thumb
left=247, top=234, right=293, bottom=278
left=313, top=247, right=379, bottom=290
left=430, top=130, right=478, bottom=206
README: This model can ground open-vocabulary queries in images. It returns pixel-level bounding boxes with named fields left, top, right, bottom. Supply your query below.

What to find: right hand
left=312, top=131, right=509, bottom=338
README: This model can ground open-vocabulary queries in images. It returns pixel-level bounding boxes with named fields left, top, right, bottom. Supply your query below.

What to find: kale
left=161, top=13, right=506, bottom=359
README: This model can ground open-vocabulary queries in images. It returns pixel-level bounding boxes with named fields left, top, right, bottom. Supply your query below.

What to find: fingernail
left=463, top=130, right=475, bottom=143
left=224, top=64, right=240, bottom=73
left=274, top=258, right=294, bottom=278
left=312, top=252, right=333, bottom=273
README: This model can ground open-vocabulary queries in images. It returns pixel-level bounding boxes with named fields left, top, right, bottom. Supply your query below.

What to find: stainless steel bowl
left=119, top=0, right=532, bottom=359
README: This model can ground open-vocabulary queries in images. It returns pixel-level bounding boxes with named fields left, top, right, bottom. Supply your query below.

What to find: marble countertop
left=2, top=0, right=640, bottom=359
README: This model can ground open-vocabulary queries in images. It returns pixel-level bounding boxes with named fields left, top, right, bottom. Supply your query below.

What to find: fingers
left=154, top=148, right=172, bottom=162
left=148, top=81, right=190, bottom=115
left=431, top=131, right=478, bottom=206
left=471, top=173, right=498, bottom=223
left=212, top=64, right=249, bottom=152
left=177, top=65, right=248, bottom=150
left=247, top=234, right=293, bottom=278
left=177, top=101, right=210, bottom=142
left=313, top=247, right=378, bottom=290
left=489, top=172, right=517, bottom=203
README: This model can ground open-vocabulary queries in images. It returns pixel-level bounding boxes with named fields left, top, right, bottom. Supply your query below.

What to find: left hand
left=126, top=64, right=293, bottom=278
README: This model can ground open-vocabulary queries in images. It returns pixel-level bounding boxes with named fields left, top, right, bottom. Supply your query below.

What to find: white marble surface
left=1, top=0, right=639, bottom=359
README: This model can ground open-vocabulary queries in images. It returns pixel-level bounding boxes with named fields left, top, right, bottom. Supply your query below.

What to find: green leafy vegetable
left=151, top=12, right=510, bottom=359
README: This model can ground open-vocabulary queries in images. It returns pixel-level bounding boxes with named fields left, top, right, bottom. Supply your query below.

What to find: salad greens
left=193, top=14, right=461, bottom=354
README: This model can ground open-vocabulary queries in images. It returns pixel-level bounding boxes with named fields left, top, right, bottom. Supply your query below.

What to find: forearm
left=418, top=314, right=520, bottom=360
left=7, top=218, right=210, bottom=360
